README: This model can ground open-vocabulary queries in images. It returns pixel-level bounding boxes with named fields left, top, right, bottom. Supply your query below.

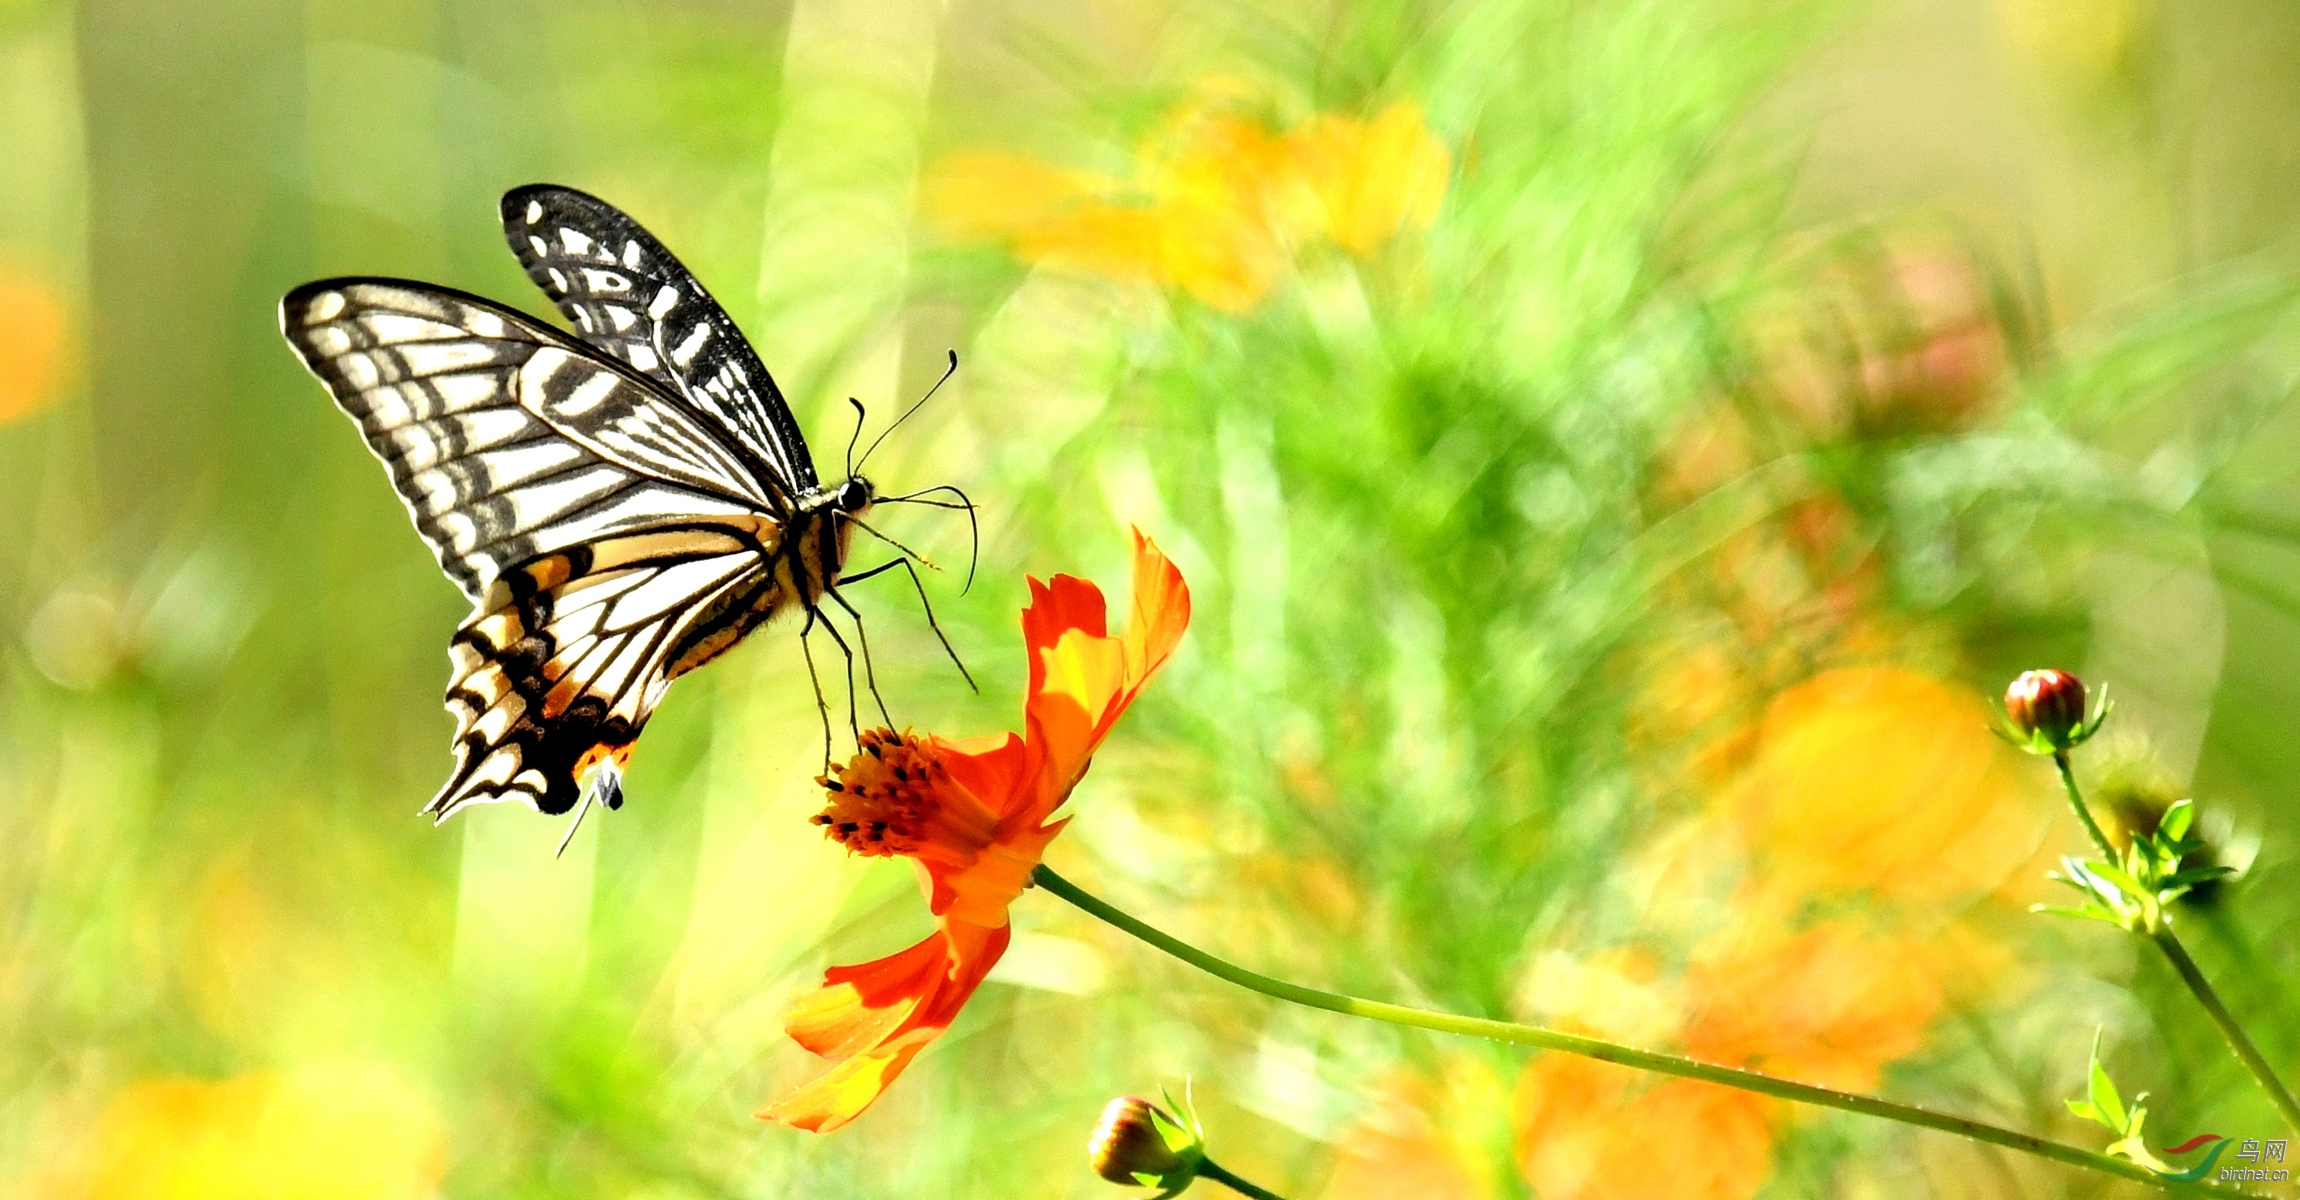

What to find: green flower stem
left=1032, top=865, right=2264, bottom=1199
left=2048, top=754, right=2300, bottom=1133
left=2151, top=928, right=2300, bottom=1134
left=1199, top=1158, right=1288, bottom=1200
left=2053, top=750, right=2117, bottom=860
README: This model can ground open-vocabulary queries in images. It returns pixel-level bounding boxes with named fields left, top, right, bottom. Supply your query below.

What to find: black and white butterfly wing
left=436, top=520, right=784, bottom=817
left=501, top=184, right=819, bottom=508
left=281, top=278, right=792, bottom=815
left=280, top=278, right=781, bottom=597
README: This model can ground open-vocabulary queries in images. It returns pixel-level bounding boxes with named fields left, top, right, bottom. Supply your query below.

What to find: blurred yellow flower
left=1722, top=667, right=2046, bottom=901
left=926, top=98, right=1449, bottom=311
left=53, top=1067, right=446, bottom=1200
left=0, top=267, right=69, bottom=425
left=1285, top=103, right=1451, bottom=255
left=1516, top=946, right=1681, bottom=1049
left=1995, top=0, right=2154, bottom=96
left=1321, top=1057, right=1510, bottom=1200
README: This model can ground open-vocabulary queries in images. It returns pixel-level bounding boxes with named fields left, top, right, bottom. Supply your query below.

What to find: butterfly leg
left=840, top=558, right=978, bottom=693
left=825, top=587, right=895, bottom=730
left=808, top=603, right=865, bottom=745
left=798, top=605, right=835, bottom=772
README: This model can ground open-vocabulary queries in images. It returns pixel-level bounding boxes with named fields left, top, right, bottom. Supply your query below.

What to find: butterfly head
left=835, top=476, right=875, bottom=516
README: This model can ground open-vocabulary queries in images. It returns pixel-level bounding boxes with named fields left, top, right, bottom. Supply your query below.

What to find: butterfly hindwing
left=280, top=278, right=780, bottom=601
left=432, top=519, right=794, bottom=818
left=501, top=184, right=818, bottom=506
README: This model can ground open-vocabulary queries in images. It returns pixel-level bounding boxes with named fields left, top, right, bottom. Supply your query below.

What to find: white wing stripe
left=604, top=554, right=749, bottom=632
left=364, top=312, right=470, bottom=343
left=501, top=462, right=627, bottom=527
left=397, top=340, right=502, bottom=375
left=557, top=369, right=621, bottom=417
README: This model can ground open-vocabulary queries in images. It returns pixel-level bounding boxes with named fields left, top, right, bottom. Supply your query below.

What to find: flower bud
left=2003, top=669, right=2097, bottom=753
left=1089, top=1096, right=1202, bottom=1191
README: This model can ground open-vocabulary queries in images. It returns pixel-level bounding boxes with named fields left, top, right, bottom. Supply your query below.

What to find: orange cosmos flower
left=761, top=531, right=1191, bottom=1132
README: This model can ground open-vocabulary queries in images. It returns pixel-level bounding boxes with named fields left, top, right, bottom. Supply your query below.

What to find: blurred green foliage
left=4, top=0, right=2300, bottom=1197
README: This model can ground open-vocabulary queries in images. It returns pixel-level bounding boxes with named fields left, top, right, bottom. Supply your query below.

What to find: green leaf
left=2066, top=1097, right=2103, bottom=1125
left=2159, top=799, right=2194, bottom=841
left=2032, top=902, right=2126, bottom=925
left=2087, top=861, right=2148, bottom=900
left=2088, top=1032, right=2127, bottom=1133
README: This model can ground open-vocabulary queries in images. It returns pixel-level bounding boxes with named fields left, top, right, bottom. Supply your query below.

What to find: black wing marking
left=501, top=184, right=819, bottom=506
left=281, top=278, right=783, bottom=601
left=432, top=520, right=793, bottom=818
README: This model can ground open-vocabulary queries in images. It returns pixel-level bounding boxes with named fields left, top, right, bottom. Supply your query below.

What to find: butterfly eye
left=839, top=478, right=873, bottom=513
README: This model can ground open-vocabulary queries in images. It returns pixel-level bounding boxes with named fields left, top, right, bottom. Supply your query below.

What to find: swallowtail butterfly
left=282, top=185, right=957, bottom=843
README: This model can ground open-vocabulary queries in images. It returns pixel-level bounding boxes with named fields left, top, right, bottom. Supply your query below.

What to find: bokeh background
left=4, top=0, right=2300, bottom=1195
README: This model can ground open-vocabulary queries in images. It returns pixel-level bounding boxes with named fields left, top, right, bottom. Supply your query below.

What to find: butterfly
left=281, top=184, right=970, bottom=848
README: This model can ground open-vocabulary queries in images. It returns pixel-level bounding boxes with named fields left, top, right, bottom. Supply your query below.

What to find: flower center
left=810, top=728, right=998, bottom=864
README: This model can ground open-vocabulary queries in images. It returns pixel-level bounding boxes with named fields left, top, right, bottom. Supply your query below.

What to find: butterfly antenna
left=855, top=350, right=959, bottom=476
left=877, top=484, right=979, bottom=594
left=843, top=397, right=867, bottom=480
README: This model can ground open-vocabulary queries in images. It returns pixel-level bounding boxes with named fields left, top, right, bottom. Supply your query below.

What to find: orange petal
left=764, top=922, right=1012, bottom=1133
left=783, top=933, right=952, bottom=1060
left=760, top=1037, right=937, bottom=1133
left=1023, top=574, right=1109, bottom=697
left=1028, top=627, right=1127, bottom=802
left=942, top=730, right=1029, bottom=808
left=1016, top=533, right=1194, bottom=819
left=1121, top=530, right=1191, bottom=694
left=930, top=818, right=1067, bottom=926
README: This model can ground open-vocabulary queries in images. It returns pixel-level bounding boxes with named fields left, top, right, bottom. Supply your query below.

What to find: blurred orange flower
left=1514, top=1056, right=1775, bottom=1200
left=761, top=531, right=1191, bottom=1132
left=1722, top=667, right=2045, bottom=901
left=927, top=98, right=1449, bottom=311
left=1682, top=921, right=1943, bottom=1093
left=0, top=267, right=69, bottom=425
left=1512, top=918, right=1942, bottom=1198
left=53, top=1067, right=446, bottom=1200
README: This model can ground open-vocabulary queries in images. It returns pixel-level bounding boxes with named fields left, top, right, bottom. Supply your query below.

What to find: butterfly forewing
left=501, top=185, right=817, bottom=506
left=280, top=278, right=782, bottom=603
